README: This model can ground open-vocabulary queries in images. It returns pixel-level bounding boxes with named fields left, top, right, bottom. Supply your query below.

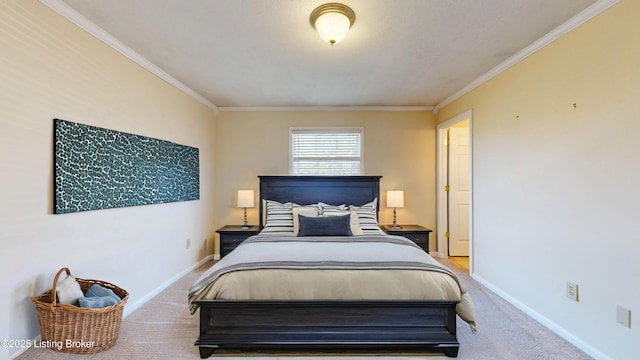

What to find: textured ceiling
left=55, top=0, right=601, bottom=110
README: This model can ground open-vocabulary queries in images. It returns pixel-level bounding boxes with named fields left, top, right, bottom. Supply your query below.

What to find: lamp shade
left=237, top=190, right=254, bottom=208
left=386, top=190, right=404, bottom=208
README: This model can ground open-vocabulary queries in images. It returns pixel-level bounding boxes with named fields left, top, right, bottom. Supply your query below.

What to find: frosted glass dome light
left=310, top=3, right=355, bottom=46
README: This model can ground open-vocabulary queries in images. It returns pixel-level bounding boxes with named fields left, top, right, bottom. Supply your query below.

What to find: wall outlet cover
left=616, top=305, right=631, bottom=328
left=566, top=281, right=579, bottom=302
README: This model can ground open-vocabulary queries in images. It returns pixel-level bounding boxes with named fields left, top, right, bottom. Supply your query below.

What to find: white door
left=448, top=127, right=470, bottom=256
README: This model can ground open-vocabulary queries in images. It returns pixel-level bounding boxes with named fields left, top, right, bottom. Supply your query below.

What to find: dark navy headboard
left=258, top=175, right=382, bottom=228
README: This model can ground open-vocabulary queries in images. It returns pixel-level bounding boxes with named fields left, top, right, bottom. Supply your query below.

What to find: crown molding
left=39, top=0, right=618, bottom=117
left=39, top=0, right=219, bottom=115
left=218, top=106, right=434, bottom=112
left=433, top=0, right=620, bottom=115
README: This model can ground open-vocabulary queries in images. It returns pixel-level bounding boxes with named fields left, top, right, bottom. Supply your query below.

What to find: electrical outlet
left=616, top=305, right=631, bottom=328
left=566, top=281, right=579, bottom=302
left=186, top=238, right=191, bottom=249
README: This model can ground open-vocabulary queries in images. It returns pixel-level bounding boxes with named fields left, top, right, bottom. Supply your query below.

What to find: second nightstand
left=381, top=224, right=433, bottom=253
left=216, top=225, right=259, bottom=258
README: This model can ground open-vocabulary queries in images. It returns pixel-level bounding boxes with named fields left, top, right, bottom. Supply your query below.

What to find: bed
left=189, top=175, right=475, bottom=358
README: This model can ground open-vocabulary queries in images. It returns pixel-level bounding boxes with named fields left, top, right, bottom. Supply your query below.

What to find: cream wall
left=214, top=111, right=437, bottom=252
left=6, top=0, right=634, bottom=358
left=437, top=1, right=637, bottom=359
left=0, top=2, right=216, bottom=357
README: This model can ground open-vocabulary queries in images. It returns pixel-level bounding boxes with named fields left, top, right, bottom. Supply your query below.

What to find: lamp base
left=390, top=208, right=402, bottom=230
left=241, top=208, right=249, bottom=230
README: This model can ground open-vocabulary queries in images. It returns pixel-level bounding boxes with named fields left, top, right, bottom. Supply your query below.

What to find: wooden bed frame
left=194, top=176, right=460, bottom=358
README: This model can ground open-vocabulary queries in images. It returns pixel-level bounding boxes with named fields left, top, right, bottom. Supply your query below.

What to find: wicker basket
left=31, top=267, right=129, bottom=354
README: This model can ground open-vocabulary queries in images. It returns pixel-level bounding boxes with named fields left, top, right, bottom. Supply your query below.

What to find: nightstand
left=381, top=224, right=432, bottom=253
left=216, top=225, right=259, bottom=258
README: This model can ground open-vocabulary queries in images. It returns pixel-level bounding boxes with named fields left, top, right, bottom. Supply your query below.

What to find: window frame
left=289, top=127, right=364, bottom=176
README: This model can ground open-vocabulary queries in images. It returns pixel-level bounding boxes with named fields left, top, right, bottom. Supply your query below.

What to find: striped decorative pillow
left=261, top=200, right=295, bottom=233
left=349, top=199, right=383, bottom=234
left=262, top=200, right=320, bottom=233
left=318, top=202, right=346, bottom=216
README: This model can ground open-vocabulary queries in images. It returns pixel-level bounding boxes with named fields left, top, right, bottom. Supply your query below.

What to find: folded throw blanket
left=78, top=284, right=121, bottom=308
left=85, top=284, right=121, bottom=300
left=78, top=295, right=119, bottom=308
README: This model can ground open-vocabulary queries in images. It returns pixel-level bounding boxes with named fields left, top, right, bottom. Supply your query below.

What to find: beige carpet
left=16, top=258, right=592, bottom=360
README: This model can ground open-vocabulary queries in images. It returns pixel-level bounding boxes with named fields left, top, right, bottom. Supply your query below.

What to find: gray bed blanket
left=188, top=234, right=476, bottom=330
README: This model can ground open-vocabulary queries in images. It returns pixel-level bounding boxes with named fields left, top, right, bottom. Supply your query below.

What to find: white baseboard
left=122, top=254, right=215, bottom=318
left=470, top=273, right=613, bottom=360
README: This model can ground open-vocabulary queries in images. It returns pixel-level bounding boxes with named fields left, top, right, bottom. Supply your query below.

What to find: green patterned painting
left=54, top=119, right=199, bottom=214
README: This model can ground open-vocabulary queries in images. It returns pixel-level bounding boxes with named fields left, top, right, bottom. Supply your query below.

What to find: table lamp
left=237, top=190, right=254, bottom=230
left=387, top=190, right=404, bottom=230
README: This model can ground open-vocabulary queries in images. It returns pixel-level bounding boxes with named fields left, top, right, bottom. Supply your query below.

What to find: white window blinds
left=290, top=128, right=363, bottom=175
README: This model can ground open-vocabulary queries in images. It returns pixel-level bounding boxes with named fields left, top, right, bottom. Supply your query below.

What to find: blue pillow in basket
left=78, top=284, right=121, bottom=308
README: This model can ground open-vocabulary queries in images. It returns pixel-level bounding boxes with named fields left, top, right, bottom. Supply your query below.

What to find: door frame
left=436, top=110, right=473, bottom=273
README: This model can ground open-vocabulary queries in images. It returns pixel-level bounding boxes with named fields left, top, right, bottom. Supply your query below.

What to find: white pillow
left=56, top=275, right=84, bottom=305
left=292, top=207, right=320, bottom=235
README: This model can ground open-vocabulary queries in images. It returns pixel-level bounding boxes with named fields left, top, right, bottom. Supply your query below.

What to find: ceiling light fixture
left=310, top=3, right=355, bottom=46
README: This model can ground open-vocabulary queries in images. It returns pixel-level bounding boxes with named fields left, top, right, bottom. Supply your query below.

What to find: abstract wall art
left=54, top=119, right=200, bottom=214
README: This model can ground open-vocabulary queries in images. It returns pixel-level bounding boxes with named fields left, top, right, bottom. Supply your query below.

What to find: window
left=290, top=127, right=363, bottom=175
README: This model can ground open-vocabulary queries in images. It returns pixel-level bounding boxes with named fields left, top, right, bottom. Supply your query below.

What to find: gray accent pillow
left=297, top=214, right=353, bottom=237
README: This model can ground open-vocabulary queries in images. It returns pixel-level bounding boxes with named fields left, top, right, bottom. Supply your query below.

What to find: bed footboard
left=194, top=300, right=459, bottom=358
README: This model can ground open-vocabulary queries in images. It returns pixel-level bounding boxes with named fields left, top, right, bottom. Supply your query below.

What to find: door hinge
left=444, top=137, right=450, bottom=146
left=445, top=231, right=450, bottom=238
left=444, top=185, right=450, bottom=192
